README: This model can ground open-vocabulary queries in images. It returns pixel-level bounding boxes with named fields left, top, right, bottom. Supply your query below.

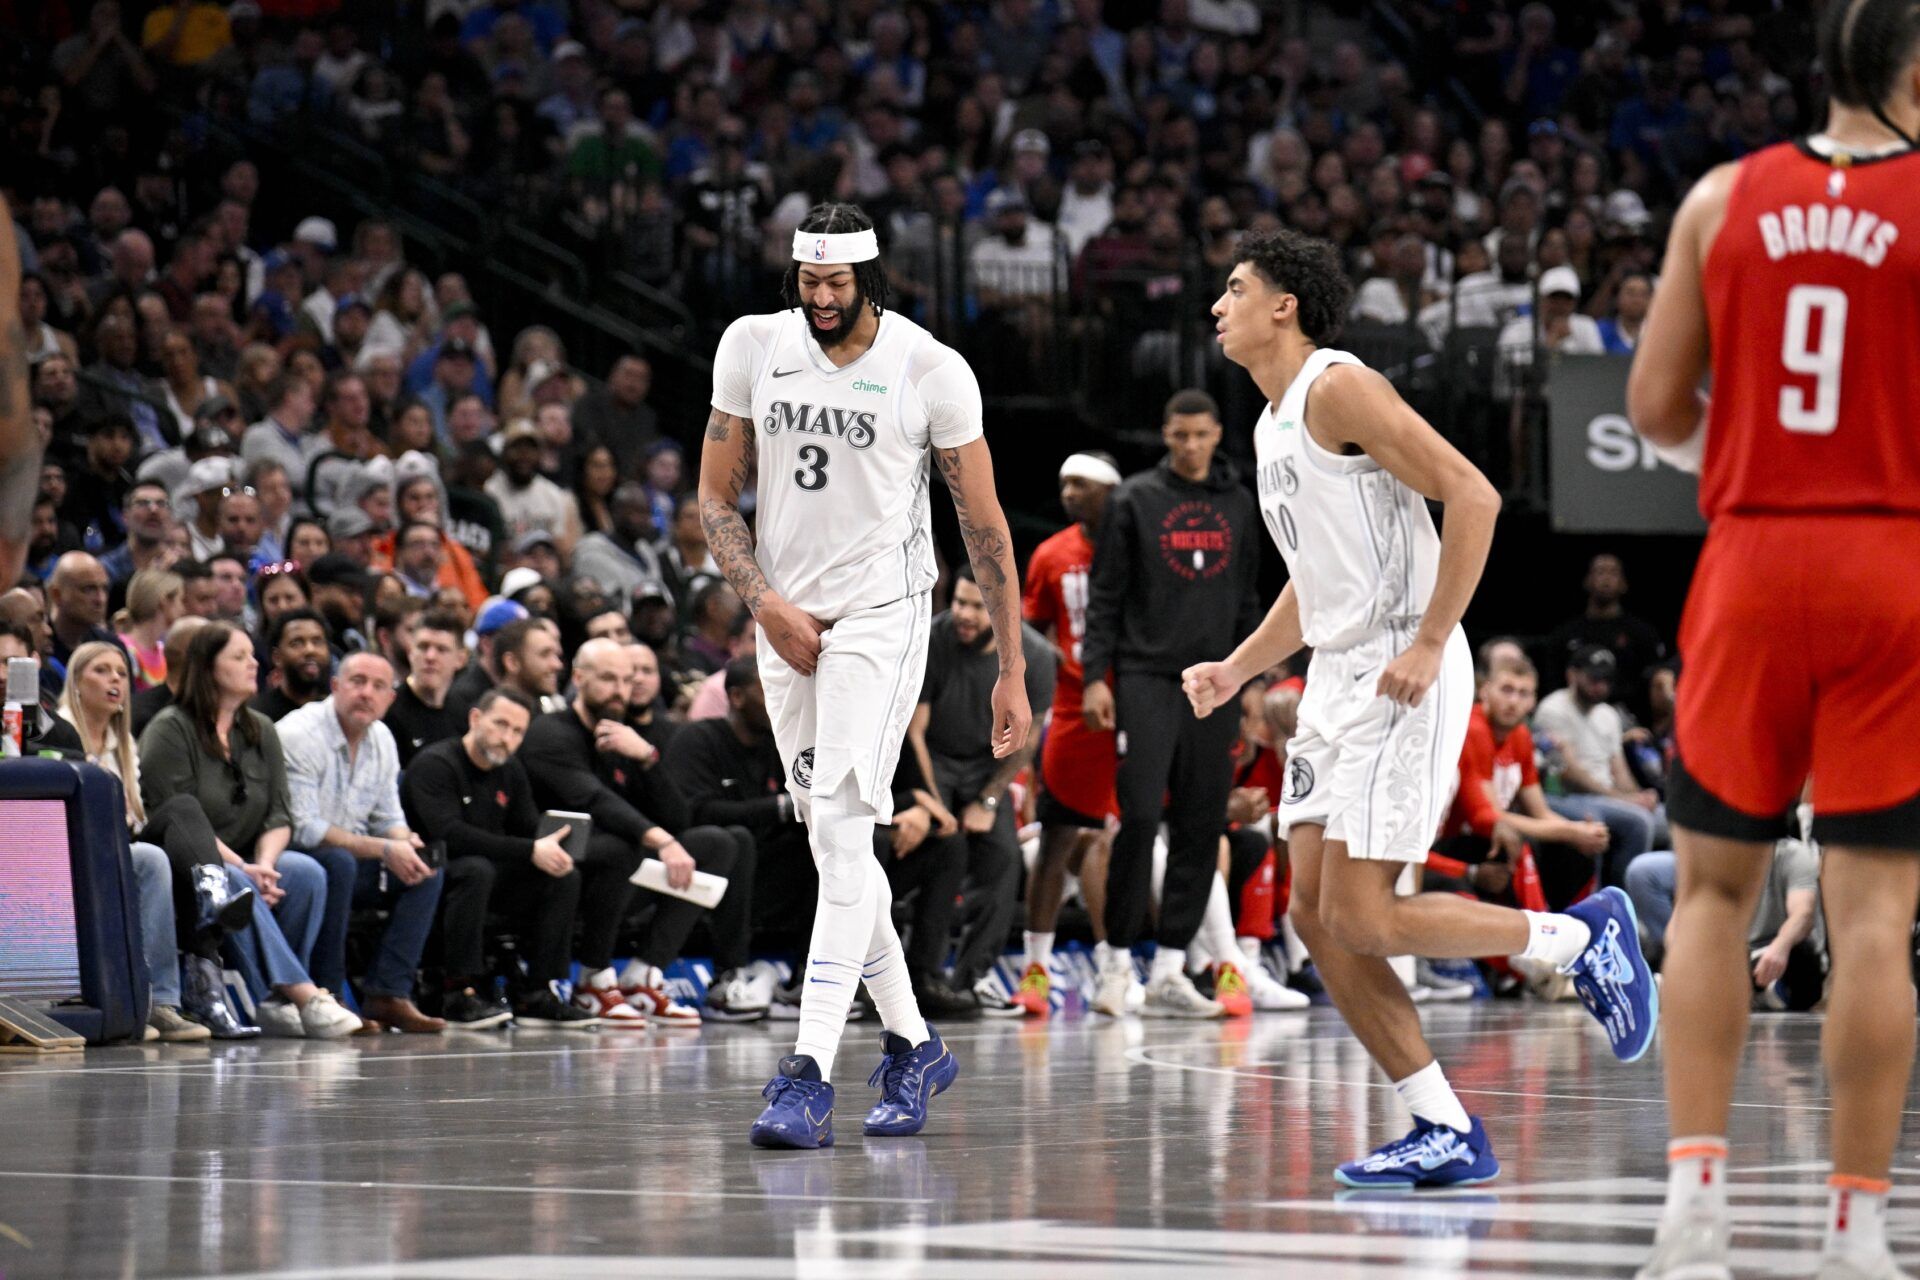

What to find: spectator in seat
left=1496, top=264, right=1603, bottom=394
left=402, top=687, right=599, bottom=1029
left=1627, top=825, right=1823, bottom=1010
left=239, top=373, right=318, bottom=484
left=386, top=608, right=467, bottom=768
left=48, top=550, right=119, bottom=675
left=62, top=415, right=140, bottom=550
left=99, top=481, right=175, bottom=597
left=117, top=567, right=183, bottom=692
left=304, top=554, right=371, bottom=652
left=139, top=621, right=363, bottom=1038
left=484, top=419, right=581, bottom=555
left=1544, top=553, right=1667, bottom=711
left=369, top=594, right=424, bottom=679
left=1438, top=652, right=1611, bottom=906
left=903, top=565, right=1057, bottom=1013
left=279, top=651, right=446, bottom=1033
left=134, top=614, right=206, bottom=735
left=570, top=355, right=659, bottom=479
left=392, top=519, right=448, bottom=601
left=573, top=481, right=670, bottom=604
left=218, top=487, right=263, bottom=566
left=252, top=607, right=331, bottom=721
left=659, top=494, right=720, bottom=607
left=1598, top=271, right=1652, bottom=354
left=327, top=508, right=378, bottom=570
left=1532, top=645, right=1662, bottom=888
left=518, top=639, right=715, bottom=1028
left=465, top=614, right=564, bottom=716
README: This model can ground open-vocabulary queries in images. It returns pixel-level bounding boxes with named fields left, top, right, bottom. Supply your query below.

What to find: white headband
left=792, top=228, right=879, bottom=265
left=1059, top=453, right=1121, bottom=486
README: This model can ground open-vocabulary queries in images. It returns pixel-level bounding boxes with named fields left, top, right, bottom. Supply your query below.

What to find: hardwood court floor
left=0, top=1003, right=1913, bottom=1278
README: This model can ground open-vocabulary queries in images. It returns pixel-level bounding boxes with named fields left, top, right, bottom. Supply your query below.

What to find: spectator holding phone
left=402, top=686, right=600, bottom=1029
left=278, top=651, right=446, bottom=1033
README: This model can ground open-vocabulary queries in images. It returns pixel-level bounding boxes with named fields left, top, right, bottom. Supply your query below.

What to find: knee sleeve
left=813, top=776, right=878, bottom=909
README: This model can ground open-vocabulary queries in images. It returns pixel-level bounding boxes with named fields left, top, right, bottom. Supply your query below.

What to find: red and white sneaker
left=617, top=962, right=702, bottom=1028
left=573, top=983, right=648, bottom=1029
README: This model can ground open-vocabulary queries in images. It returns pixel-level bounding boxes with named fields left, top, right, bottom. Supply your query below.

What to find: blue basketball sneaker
left=748, top=1055, right=835, bottom=1149
left=862, top=1027, right=959, bottom=1137
left=1334, top=1116, right=1501, bottom=1189
left=1564, top=887, right=1659, bottom=1062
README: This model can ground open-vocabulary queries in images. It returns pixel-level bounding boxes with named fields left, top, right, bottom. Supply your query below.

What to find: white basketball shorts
left=757, top=591, right=930, bottom=826
left=1278, top=622, right=1472, bottom=863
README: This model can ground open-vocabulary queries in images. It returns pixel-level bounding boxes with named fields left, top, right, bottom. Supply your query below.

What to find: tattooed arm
left=933, top=438, right=1032, bottom=758
left=0, top=196, right=43, bottom=585
left=697, top=406, right=825, bottom=675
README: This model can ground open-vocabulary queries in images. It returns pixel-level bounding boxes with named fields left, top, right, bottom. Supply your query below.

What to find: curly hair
left=1235, top=227, right=1353, bottom=346
left=780, top=202, right=892, bottom=316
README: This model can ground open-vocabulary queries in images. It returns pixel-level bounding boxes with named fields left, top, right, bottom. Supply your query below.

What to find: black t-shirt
left=446, top=660, right=494, bottom=718
left=131, top=685, right=173, bottom=739
left=918, top=612, right=1056, bottom=798
left=401, top=737, right=541, bottom=866
left=249, top=685, right=310, bottom=723
left=1544, top=611, right=1669, bottom=700
left=385, top=680, right=466, bottom=769
left=661, top=717, right=788, bottom=843
left=519, top=709, right=657, bottom=845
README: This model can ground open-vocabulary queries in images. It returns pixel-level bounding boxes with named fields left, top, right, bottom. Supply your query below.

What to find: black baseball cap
left=1571, top=644, right=1617, bottom=678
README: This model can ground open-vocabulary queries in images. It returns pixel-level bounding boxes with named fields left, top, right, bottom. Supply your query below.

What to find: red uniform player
left=1010, top=452, right=1122, bottom=1016
left=1628, top=8, right=1920, bottom=1276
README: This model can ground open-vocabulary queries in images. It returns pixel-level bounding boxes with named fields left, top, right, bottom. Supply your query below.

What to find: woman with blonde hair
left=118, top=568, right=183, bottom=692
left=61, top=642, right=255, bottom=1040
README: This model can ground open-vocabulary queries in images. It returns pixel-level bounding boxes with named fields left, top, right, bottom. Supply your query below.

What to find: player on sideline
left=700, top=203, right=1031, bottom=1150
left=1628, top=5, right=1920, bottom=1277
left=1181, top=228, right=1657, bottom=1188
left=1014, top=451, right=1123, bottom=1017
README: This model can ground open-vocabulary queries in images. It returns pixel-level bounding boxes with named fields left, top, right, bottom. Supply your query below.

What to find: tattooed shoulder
left=705, top=409, right=732, bottom=442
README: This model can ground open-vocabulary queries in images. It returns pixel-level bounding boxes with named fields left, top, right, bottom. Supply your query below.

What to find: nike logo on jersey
left=772, top=367, right=802, bottom=378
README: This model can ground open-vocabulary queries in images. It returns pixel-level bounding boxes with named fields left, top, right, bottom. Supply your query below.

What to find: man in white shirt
left=1055, top=140, right=1115, bottom=258
left=484, top=419, right=581, bottom=556
left=279, top=651, right=446, bottom=1034
left=1532, top=645, right=1661, bottom=887
left=970, top=188, right=1064, bottom=304
left=1496, top=264, right=1604, bottom=398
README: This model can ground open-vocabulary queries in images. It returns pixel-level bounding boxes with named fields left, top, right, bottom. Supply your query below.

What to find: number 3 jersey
left=1253, top=348, right=1443, bottom=651
left=1702, top=139, right=1920, bottom=519
left=711, top=308, right=983, bottom=619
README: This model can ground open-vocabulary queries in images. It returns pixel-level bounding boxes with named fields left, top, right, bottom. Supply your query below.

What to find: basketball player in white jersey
left=1181, top=228, right=1659, bottom=1187
left=699, top=203, right=1031, bottom=1149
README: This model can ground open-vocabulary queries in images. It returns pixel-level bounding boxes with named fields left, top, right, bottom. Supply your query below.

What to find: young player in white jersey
left=1180, top=228, right=1659, bottom=1187
left=698, top=203, right=1031, bottom=1150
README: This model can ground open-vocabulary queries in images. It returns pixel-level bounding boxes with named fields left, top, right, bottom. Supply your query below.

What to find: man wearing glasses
left=101, top=482, right=176, bottom=604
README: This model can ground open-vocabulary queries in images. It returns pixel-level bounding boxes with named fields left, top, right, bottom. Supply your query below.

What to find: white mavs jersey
left=711, top=308, right=983, bottom=620
left=1253, top=348, right=1443, bottom=650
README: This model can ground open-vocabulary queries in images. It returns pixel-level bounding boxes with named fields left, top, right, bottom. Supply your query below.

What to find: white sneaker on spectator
left=619, top=963, right=703, bottom=1028
left=1415, top=959, right=1476, bottom=1001
left=256, top=998, right=306, bottom=1038
left=971, top=976, right=1025, bottom=1018
left=573, top=982, right=649, bottom=1030
left=704, top=968, right=771, bottom=1022
left=1243, top=959, right=1311, bottom=1010
left=300, top=991, right=362, bottom=1039
left=1091, top=948, right=1135, bottom=1017
left=1142, top=970, right=1227, bottom=1019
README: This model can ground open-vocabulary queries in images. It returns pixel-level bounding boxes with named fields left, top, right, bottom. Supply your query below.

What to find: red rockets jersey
left=1024, top=523, right=1095, bottom=703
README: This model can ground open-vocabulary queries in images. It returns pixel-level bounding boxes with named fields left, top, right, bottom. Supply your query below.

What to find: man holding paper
left=519, top=637, right=755, bottom=1028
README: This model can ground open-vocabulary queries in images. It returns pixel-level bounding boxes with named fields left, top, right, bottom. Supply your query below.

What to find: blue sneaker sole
left=1585, top=887, right=1659, bottom=1064
left=749, top=1123, right=834, bottom=1150
left=862, top=1047, right=960, bottom=1136
left=1333, top=1166, right=1501, bottom=1190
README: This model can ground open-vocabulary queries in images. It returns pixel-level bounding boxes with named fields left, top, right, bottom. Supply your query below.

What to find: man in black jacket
left=1080, top=388, right=1262, bottom=1018
left=520, top=638, right=751, bottom=1027
left=401, top=688, right=599, bottom=1030
left=385, top=609, right=467, bottom=767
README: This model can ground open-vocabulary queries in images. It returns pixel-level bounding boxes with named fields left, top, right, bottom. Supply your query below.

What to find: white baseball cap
left=1539, top=265, right=1582, bottom=298
left=293, top=216, right=339, bottom=252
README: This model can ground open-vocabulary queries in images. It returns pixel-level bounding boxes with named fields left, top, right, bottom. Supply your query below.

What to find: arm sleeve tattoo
left=698, top=408, right=773, bottom=616
left=934, top=442, right=1023, bottom=671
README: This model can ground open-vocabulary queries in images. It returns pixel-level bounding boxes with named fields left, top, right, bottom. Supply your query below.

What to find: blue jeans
left=1547, top=793, right=1662, bottom=887
left=129, top=842, right=180, bottom=1008
left=222, top=853, right=327, bottom=1001
left=1624, top=850, right=1678, bottom=961
left=307, top=846, right=444, bottom=1000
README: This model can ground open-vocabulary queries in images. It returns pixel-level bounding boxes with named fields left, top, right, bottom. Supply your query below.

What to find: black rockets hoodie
left=1080, top=453, right=1263, bottom=683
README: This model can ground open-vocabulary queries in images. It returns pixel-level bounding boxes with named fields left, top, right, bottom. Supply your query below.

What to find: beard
left=584, top=693, right=627, bottom=725
left=805, top=285, right=867, bottom=349
left=284, top=662, right=329, bottom=698
left=476, top=739, right=512, bottom=768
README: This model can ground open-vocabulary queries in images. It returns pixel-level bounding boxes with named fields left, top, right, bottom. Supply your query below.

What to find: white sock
left=862, top=869, right=928, bottom=1049
left=583, top=966, right=618, bottom=990
left=1659, top=1137, right=1728, bottom=1227
left=1280, top=914, right=1310, bottom=971
left=1193, top=873, right=1240, bottom=971
left=1023, top=931, right=1054, bottom=972
left=1824, top=1175, right=1893, bottom=1264
left=792, top=777, right=878, bottom=1082
left=1519, top=910, right=1591, bottom=970
left=1393, top=1059, right=1472, bottom=1134
left=1149, top=946, right=1186, bottom=984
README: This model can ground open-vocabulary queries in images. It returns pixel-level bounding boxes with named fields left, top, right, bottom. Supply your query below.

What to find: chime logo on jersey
left=762, top=400, right=878, bottom=448
left=1158, top=500, right=1232, bottom=580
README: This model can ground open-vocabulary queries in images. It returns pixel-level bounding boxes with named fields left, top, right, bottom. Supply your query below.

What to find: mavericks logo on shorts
left=1284, top=757, right=1315, bottom=805
left=792, top=748, right=815, bottom=789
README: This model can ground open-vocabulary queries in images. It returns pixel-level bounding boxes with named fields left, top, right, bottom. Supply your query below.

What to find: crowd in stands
left=0, top=0, right=1833, bottom=1039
